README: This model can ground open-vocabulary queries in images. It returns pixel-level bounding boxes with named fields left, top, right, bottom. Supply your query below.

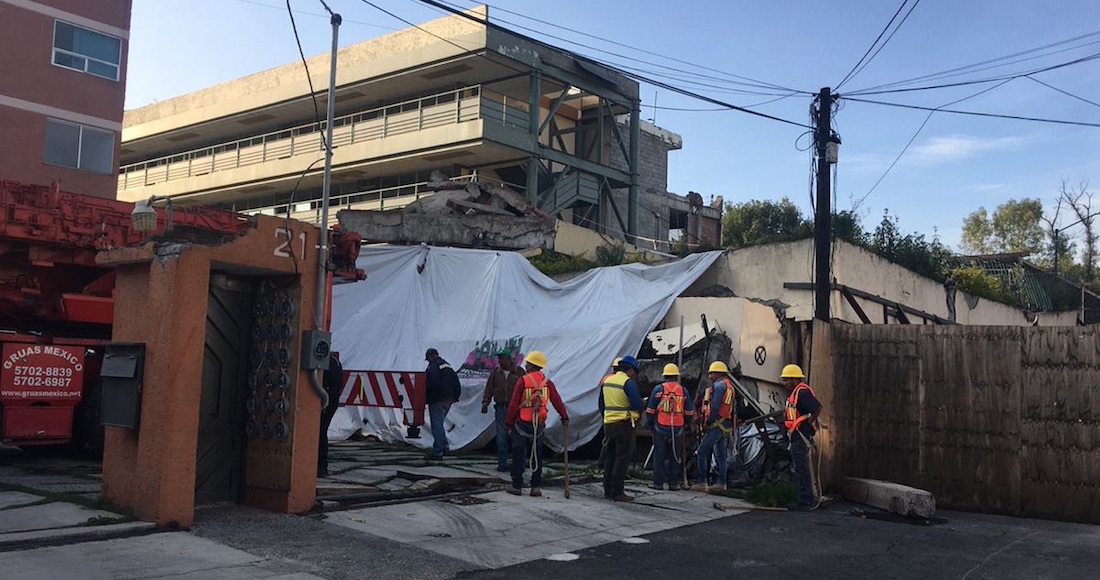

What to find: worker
left=691, top=361, right=735, bottom=493
left=599, top=355, right=644, bottom=502
left=481, top=348, right=524, bottom=472
left=317, top=351, right=345, bottom=477
left=782, top=364, right=822, bottom=511
left=596, top=357, right=621, bottom=473
left=425, top=348, right=462, bottom=460
left=645, top=363, right=694, bottom=490
left=504, top=350, right=569, bottom=497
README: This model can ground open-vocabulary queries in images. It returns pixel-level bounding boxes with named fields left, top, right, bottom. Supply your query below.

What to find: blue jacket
left=426, top=357, right=461, bottom=404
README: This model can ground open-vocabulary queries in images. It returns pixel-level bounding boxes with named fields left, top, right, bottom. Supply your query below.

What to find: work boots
left=529, top=488, right=543, bottom=497
left=612, top=494, right=634, bottom=502
left=690, top=483, right=709, bottom=492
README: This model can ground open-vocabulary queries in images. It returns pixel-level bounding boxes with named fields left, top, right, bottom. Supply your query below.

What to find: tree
left=722, top=198, right=810, bottom=249
left=959, top=199, right=1045, bottom=255
left=1060, top=180, right=1097, bottom=283
left=869, top=210, right=952, bottom=280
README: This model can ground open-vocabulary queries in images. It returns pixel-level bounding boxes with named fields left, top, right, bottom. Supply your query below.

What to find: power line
left=285, top=0, right=325, bottom=146
left=844, top=94, right=1100, bottom=128
left=437, top=0, right=806, bottom=94
left=1026, top=75, right=1100, bottom=109
left=409, top=0, right=812, bottom=129
left=847, top=51, right=1100, bottom=96
left=843, top=0, right=921, bottom=87
left=836, top=0, right=913, bottom=89
left=848, top=30, right=1100, bottom=94
left=851, top=78, right=1014, bottom=210
left=228, top=0, right=397, bottom=30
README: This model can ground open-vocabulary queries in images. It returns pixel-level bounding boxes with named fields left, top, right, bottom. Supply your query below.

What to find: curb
left=0, top=521, right=165, bottom=553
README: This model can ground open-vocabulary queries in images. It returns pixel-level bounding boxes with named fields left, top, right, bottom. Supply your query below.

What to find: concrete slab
left=843, top=477, right=935, bottom=518
left=326, top=468, right=398, bottom=485
left=325, top=482, right=744, bottom=569
left=394, top=465, right=498, bottom=481
left=0, top=502, right=121, bottom=534
left=0, top=532, right=328, bottom=580
left=34, top=483, right=102, bottom=494
left=0, top=491, right=43, bottom=510
left=0, top=521, right=155, bottom=551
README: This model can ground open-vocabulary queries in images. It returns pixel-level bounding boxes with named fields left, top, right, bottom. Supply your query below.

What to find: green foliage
left=947, top=266, right=1009, bottom=303
left=722, top=198, right=811, bottom=250
left=721, top=482, right=798, bottom=507
left=868, top=210, right=953, bottom=281
left=594, top=243, right=626, bottom=266
left=960, top=199, right=1045, bottom=255
left=528, top=251, right=594, bottom=276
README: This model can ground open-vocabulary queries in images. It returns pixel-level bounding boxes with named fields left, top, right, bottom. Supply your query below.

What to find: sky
left=124, top=0, right=1100, bottom=253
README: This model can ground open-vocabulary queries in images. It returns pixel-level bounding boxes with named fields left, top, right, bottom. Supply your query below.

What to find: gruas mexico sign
left=1, top=344, right=86, bottom=402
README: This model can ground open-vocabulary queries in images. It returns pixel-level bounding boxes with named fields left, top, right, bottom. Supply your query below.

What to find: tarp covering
left=329, top=244, right=721, bottom=451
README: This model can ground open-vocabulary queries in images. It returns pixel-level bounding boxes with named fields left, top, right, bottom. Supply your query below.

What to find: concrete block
left=843, top=477, right=935, bottom=518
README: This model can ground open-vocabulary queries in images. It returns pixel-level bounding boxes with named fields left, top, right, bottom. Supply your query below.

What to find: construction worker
left=782, top=364, right=822, bottom=511
left=596, top=357, right=621, bottom=473
left=504, top=350, right=568, bottom=497
left=645, top=363, right=694, bottom=490
left=599, top=355, right=644, bottom=502
left=481, top=348, right=524, bottom=472
left=692, top=361, right=735, bottom=492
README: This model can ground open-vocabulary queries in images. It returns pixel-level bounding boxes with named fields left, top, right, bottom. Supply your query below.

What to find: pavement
left=3, top=443, right=1099, bottom=579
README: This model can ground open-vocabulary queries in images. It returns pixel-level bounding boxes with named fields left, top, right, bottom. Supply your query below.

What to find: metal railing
left=119, top=86, right=531, bottom=190
left=243, top=174, right=481, bottom=227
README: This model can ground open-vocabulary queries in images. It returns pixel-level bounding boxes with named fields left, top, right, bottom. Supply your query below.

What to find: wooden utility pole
left=813, top=87, right=837, bottom=322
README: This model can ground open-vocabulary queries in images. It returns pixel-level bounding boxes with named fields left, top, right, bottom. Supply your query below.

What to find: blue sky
left=125, top=0, right=1100, bottom=252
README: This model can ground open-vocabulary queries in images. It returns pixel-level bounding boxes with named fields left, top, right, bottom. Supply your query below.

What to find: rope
left=528, top=399, right=542, bottom=474
left=796, top=429, right=824, bottom=510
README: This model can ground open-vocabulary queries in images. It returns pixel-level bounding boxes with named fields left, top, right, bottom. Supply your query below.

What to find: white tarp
left=329, top=244, right=721, bottom=451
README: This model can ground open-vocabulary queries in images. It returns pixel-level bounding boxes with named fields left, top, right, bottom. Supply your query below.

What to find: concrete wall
left=662, top=297, right=784, bottom=385
left=99, top=214, right=323, bottom=527
left=685, top=239, right=1078, bottom=326
left=0, top=0, right=131, bottom=197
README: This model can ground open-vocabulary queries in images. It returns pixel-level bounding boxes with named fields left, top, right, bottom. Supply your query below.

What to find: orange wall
left=100, top=215, right=322, bottom=527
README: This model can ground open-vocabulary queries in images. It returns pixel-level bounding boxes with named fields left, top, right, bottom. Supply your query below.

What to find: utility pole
left=813, top=87, right=838, bottom=322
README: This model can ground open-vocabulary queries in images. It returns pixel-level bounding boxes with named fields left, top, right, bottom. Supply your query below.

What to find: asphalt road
left=455, top=503, right=1100, bottom=580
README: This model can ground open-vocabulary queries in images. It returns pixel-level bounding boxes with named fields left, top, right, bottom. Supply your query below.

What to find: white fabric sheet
left=328, top=244, right=721, bottom=451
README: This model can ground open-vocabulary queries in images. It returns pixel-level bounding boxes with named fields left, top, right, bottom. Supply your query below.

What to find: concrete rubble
left=843, top=477, right=936, bottom=518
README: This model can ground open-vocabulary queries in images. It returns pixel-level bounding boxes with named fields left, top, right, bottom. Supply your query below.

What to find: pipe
left=309, top=11, right=342, bottom=408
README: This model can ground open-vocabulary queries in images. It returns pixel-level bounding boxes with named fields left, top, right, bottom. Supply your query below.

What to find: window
left=44, top=118, right=115, bottom=174
left=52, top=21, right=122, bottom=81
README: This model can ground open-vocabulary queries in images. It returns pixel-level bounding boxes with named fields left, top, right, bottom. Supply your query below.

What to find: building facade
left=0, top=0, right=131, bottom=197
left=116, top=6, right=713, bottom=246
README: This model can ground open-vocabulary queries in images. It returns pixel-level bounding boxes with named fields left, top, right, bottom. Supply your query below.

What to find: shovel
left=563, top=420, right=571, bottom=499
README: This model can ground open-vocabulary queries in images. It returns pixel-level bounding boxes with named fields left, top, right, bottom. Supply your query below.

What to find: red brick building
left=0, top=0, right=132, bottom=198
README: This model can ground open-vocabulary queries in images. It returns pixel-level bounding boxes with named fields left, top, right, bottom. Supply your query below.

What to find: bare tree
left=1060, top=179, right=1097, bottom=283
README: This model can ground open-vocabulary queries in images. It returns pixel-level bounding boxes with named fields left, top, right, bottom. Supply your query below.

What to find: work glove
left=562, top=418, right=569, bottom=426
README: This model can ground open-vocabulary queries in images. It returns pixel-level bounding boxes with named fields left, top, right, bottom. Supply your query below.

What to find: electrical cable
left=439, top=0, right=804, bottom=94
left=229, top=0, right=397, bottom=30
left=843, top=94, right=1100, bottom=128
left=406, top=0, right=813, bottom=130
left=843, top=0, right=921, bottom=88
left=286, top=0, right=327, bottom=150
left=1026, top=75, right=1100, bottom=109
left=836, top=0, right=912, bottom=89
left=849, top=78, right=1016, bottom=210
left=849, top=29, right=1100, bottom=94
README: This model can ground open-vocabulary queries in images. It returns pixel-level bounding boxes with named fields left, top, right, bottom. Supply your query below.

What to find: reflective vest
left=655, top=382, right=688, bottom=428
left=602, top=371, right=638, bottom=424
left=519, top=372, right=549, bottom=424
left=785, top=383, right=816, bottom=434
left=701, top=378, right=735, bottom=421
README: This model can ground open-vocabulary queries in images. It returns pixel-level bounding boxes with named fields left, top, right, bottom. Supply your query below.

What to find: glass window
left=44, top=118, right=116, bottom=175
left=53, top=21, right=121, bottom=81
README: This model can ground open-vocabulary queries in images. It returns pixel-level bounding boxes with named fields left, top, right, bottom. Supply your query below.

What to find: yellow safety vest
left=602, top=371, right=639, bottom=424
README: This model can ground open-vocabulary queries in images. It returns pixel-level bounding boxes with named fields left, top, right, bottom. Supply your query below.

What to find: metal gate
left=196, top=275, right=252, bottom=503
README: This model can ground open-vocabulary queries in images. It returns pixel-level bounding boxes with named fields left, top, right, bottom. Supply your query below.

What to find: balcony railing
left=118, top=86, right=531, bottom=190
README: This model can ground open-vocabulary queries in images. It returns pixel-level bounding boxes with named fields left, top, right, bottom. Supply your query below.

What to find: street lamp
left=1052, top=211, right=1100, bottom=278
left=130, top=195, right=174, bottom=233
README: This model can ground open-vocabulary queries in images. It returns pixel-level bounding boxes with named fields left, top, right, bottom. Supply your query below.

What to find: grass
left=0, top=482, right=133, bottom=520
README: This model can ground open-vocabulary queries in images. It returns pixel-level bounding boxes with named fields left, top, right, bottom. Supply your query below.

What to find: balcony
left=117, top=86, right=531, bottom=195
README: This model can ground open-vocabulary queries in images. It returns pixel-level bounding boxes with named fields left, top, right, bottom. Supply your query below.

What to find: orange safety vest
left=655, top=382, right=688, bottom=427
left=519, top=372, right=549, bottom=424
left=785, top=383, right=816, bottom=434
left=702, top=378, right=735, bottom=420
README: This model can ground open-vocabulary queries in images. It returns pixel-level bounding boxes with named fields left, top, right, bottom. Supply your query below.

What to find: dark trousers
left=791, top=432, right=814, bottom=505
left=603, top=421, right=635, bottom=497
left=510, top=422, right=543, bottom=489
left=652, top=429, right=684, bottom=486
left=494, top=405, right=509, bottom=469
left=318, top=402, right=339, bottom=474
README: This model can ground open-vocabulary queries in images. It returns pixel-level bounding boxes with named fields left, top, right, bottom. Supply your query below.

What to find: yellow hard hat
left=525, top=350, right=548, bottom=369
left=612, top=357, right=622, bottom=368
left=662, top=363, right=680, bottom=376
left=781, top=364, right=806, bottom=379
left=708, top=361, right=729, bottom=374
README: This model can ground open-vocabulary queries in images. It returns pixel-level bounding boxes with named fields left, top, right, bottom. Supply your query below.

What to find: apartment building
left=0, top=0, right=132, bottom=197
left=117, top=6, right=720, bottom=248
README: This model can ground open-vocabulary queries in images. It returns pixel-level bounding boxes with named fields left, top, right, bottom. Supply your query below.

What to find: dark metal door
left=196, top=275, right=252, bottom=503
